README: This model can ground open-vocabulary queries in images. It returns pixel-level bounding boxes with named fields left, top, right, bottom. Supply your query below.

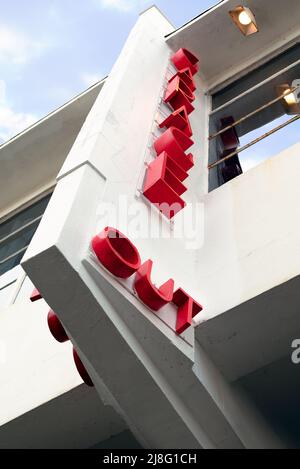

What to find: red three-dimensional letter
left=144, top=127, right=194, bottom=218
left=154, top=127, right=194, bottom=172
left=134, top=260, right=174, bottom=311
left=164, top=76, right=195, bottom=115
left=30, top=288, right=42, bottom=302
left=172, top=288, right=203, bottom=334
left=92, top=227, right=141, bottom=278
left=47, top=310, right=69, bottom=343
left=73, top=348, right=94, bottom=387
left=169, top=68, right=196, bottom=92
left=171, top=48, right=199, bottom=76
left=34, top=286, right=94, bottom=387
left=159, top=106, right=193, bottom=138
left=143, top=152, right=188, bottom=218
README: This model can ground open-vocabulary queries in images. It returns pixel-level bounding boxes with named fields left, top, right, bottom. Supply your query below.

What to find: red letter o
left=92, top=227, right=141, bottom=279
left=73, top=348, right=94, bottom=387
left=47, top=309, right=69, bottom=343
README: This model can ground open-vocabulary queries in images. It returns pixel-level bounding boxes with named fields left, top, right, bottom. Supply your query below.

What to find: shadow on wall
left=0, top=384, right=140, bottom=449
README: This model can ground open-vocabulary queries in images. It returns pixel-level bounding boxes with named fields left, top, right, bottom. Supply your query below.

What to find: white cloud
left=97, top=0, right=148, bottom=12
left=81, top=72, right=103, bottom=87
left=0, top=25, right=46, bottom=65
left=0, top=81, right=5, bottom=103
left=0, top=80, right=37, bottom=143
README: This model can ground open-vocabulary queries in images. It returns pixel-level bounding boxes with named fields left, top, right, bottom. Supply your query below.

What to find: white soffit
left=166, top=0, right=300, bottom=90
left=0, top=80, right=106, bottom=220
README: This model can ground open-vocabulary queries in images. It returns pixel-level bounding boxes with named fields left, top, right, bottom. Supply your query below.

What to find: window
left=0, top=194, right=51, bottom=277
left=208, top=43, right=300, bottom=191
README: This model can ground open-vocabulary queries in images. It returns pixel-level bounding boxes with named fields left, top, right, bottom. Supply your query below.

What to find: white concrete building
left=1, top=0, right=300, bottom=449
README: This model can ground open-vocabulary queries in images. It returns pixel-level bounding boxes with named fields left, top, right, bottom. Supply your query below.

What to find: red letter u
left=134, top=260, right=174, bottom=311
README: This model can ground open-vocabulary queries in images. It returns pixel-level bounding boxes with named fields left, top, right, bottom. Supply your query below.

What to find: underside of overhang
left=0, top=384, right=140, bottom=449
left=195, top=275, right=300, bottom=382
left=237, top=355, right=300, bottom=449
left=166, top=0, right=300, bottom=91
left=195, top=274, right=300, bottom=448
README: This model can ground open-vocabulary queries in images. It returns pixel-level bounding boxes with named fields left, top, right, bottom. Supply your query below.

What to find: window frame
left=208, top=46, right=300, bottom=191
left=0, top=187, right=54, bottom=280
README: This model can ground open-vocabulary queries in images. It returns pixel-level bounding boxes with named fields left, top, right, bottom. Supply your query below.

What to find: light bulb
left=229, top=6, right=258, bottom=36
left=283, top=90, right=297, bottom=105
left=238, top=10, right=252, bottom=25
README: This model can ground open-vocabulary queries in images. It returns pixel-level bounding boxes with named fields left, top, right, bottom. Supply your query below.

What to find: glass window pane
left=0, top=194, right=52, bottom=277
left=0, top=221, right=39, bottom=261
left=0, top=251, right=25, bottom=277
left=0, top=194, right=51, bottom=242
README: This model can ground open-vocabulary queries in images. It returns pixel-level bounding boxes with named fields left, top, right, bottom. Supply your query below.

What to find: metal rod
left=209, top=84, right=300, bottom=141
left=208, top=114, right=300, bottom=170
left=0, top=280, right=16, bottom=292
left=209, top=84, right=300, bottom=140
left=0, top=245, right=29, bottom=265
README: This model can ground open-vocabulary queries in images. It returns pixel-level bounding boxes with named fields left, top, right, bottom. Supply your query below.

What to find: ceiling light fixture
left=283, top=90, right=297, bottom=106
left=277, top=84, right=300, bottom=115
left=229, top=6, right=259, bottom=36
left=238, top=10, right=252, bottom=25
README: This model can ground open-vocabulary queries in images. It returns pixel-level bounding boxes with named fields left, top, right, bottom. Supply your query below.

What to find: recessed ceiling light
left=238, top=11, right=252, bottom=26
left=229, top=6, right=259, bottom=36
left=283, top=90, right=297, bottom=106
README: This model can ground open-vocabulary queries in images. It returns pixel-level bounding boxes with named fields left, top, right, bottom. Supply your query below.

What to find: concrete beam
left=196, top=275, right=300, bottom=381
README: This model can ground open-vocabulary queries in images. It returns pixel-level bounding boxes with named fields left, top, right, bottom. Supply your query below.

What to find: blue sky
left=0, top=0, right=218, bottom=143
left=0, top=0, right=298, bottom=171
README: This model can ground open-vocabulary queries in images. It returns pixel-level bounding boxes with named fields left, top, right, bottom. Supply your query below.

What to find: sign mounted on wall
left=29, top=48, right=202, bottom=388
left=143, top=48, right=199, bottom=219
left=92, top=227, right=203, bottom=335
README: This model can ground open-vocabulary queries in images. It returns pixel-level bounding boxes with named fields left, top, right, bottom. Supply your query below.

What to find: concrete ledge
left=196, top=275, right=300, bottom=381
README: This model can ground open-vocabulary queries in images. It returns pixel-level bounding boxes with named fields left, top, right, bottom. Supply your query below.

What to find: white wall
left=21, top=6, right=283, bottom=448
left=194, top=141, right=300, bottom=323
left=0, top=298, right=81, bottom=426
left=24, top=5, right=210, bottom=340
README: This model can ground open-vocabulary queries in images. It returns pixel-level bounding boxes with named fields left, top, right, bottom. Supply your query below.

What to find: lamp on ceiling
left=229, top=5, right=259, bottom=36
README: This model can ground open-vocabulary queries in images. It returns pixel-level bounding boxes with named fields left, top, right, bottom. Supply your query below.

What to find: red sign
left=143, top=48, right=199, bottom=219
left=92, top=227, right=203, bottom=335
left=30, top=49, right=202, bottom=388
